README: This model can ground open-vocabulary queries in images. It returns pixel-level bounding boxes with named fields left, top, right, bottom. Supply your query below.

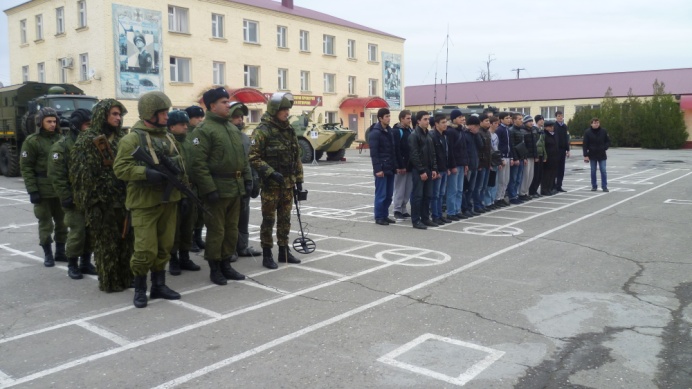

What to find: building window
left=323, top=34, right=335, bottom=55
left=56, top=7, right=64, bottom=35
left=348, top=76, right=356, bottom=95
left=278, top=68, right=288, bottom=90
left=20, top=19, right=27, bottom=44
left=575, top=104, right=601, bottom=112
left=299, top=30, right=310, bottom=52
left=325, top=111, right=338, bottom=123
left=168, top=6, right=189, bottom=33
left=324, top=73, right=335, bottom=93
left=249, top=109, right=262, bottom=123
left=211, top=13, right=224, bottom=38
left=368, top=44, right=378, bottom=62
left=77, top=0, right=87, bottom=28
left=347, top=39, right=356, bottom=59
left=370, top=113, right=378, bottom=126
left=508, top=107, right=531, bottom=115
left=368, top=79, right=378, bottom=96
left=35, top=14, right=43, bottom=40
left=277, top=26, right=287, bottom=48
left=243, top=20, right=258, bottom=43
left=79, top=53, right=89, bottom=81
left=213, top=61, right=225, bottom=85
left=37, top=62, right=45, bottom=82
left=59, top=58, right=69, bottom=83
left=300, top=71, right=310, bottom=92
left=540, top=106, right=565, bottom=120
left=244, top=65, right=259, bottom=87
left=22, top=65, right=29, bottom=82
left=169, top=56, right=190, bottom=82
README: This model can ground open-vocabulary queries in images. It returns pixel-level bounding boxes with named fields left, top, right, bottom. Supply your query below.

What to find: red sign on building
left=263, top=93, right=323, bottom=106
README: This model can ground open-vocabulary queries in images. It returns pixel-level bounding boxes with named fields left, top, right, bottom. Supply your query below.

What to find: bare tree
left=476, top=54, right=497, bottom=81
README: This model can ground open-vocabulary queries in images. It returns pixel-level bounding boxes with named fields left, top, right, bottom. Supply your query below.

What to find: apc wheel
left=298, top=138, right=314, bottom=164
left=326, top=149, right=346, bottom=161
left=0, top=143, right=20, bottom=177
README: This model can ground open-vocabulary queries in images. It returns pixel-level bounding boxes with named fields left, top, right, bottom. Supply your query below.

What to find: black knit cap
left=466, top=115, right=480, bottom=125
left=202, top=87, right=230, bottom=110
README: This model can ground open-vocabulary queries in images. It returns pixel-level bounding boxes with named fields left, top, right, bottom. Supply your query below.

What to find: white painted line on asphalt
left=517, top=205, right=554, bottom=210
left=0, top=223, right=38, bottom=231
left=150, top=170, right=692, bottom=389
left=476, top=215, right=522, bottom=221
left=633, top=169, right=679, bottom=184
left=307, top=189, right=373, bottom=197
left=377, top=333, right=505, bottom=387
left=0, top=371, right=12, bottom=387
left=0, top=196, right=29, bottom=204
left=533, top=201, right=572, bottom=205
left=664, top=199, right=692, bottom=205
left=75, top=321, right=130, bottom=347
left=239, top=280, right=289, bottom=295
left=0, top=244, right=98, bottom=280
left=167, top=300, right=223, bottom=319
left=498, top=209, right=541, bottom=214
left=296, top=265, right=345, bottom=278
left=609, top=167, right=657, bottom=182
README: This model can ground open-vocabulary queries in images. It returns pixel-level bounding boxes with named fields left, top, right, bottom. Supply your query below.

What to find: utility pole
left=433, top=74, right=437, bottom=113
left=444, top=25, right=449, bottom=103
left=511, top=68, right=525, bottom=79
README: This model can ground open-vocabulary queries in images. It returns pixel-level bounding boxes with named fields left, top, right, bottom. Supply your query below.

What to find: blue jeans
left=446, top=167, right=465, bottom=216
left=431, top=172, right=447, bottom=219
left=411, top=171, right=433, bottom=223
left=473, top=168, right=489, bottom=209
left=590, top=159, right=607, bottom=189
left=463, top=168, right=478, bottom=211
left=374, top=174, right=394, bottom=219
left=484, top=168, right=498, bottom=205
left=508, top=163, right=524, bottom=200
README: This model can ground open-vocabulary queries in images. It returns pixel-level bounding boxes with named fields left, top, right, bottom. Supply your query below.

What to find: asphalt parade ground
left=1, top=148, right=691, bottom=389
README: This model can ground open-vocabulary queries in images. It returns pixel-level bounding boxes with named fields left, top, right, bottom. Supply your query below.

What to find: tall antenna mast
left=511, top=68, right=526, bottom=79
left=433, top=73, right=437, bottom=113
left=444, top=26, right=449, bottom=103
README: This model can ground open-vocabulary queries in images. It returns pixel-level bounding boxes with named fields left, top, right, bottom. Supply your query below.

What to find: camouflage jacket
left=20, top=128, right=63, bottom=196
left=47, top=129, right=78, bottom=202
left=249, top=113, right=304, bottom=189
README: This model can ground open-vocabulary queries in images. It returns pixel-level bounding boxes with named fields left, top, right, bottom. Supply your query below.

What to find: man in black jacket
left=409, top=111, right=438, bottom=229
left=430, top=113, right=455, bottom=225
left=541, top=121, right=560, bottom=195
left=554, top=111, right=570, bottom=192
left=519, top=115, right=537, bottom=201
left=583, top=118, right=611, bottom=192
left=369, top=108, right=398, bottom=225
left=445, top=110, right=469, bottom=220
left=392, top=110, right=413, bottom=219
left=462, top=116, right=482, bottom=217
left=508, top=113, right=528, bottom=204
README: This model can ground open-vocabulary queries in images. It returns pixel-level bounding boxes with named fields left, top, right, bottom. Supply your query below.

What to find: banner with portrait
left=382, top=52, right=402, bottom=109
left=113, top=4, right=163, bottom=99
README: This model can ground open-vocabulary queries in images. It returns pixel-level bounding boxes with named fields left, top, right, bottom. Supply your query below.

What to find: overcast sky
left=2, top=0, right=691, bottom=87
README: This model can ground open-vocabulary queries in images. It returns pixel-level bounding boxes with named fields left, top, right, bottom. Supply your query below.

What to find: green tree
left=568, top=106, right=600, bottom=139
left=599, top=87, right=623, bottom=147
left=620, top=89, right=644, bottom=147
left=642, top=80, right=688, bottom=149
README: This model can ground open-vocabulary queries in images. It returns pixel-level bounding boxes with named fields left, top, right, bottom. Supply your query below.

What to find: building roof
left=228, top=0, right=403, bottom=40
left=405, top=68, right=692, bottom=106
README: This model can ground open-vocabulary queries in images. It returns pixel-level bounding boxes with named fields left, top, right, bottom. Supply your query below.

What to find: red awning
left=228, top=88, right=268, bottom=104
left=339, top=97, right=389, bottom=109
left=680, top=95, right=692, bottom=110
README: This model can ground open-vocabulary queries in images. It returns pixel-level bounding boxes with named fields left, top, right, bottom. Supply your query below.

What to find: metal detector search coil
left=292, top=189, right=315, bottom=254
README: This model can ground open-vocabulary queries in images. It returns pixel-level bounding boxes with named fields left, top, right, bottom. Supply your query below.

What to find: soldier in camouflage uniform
left=20, top=107, right=68, bottom=267
left=114, top=92, right=183, bottom=308
left=166, top=110, right=201, bottom=275
left=190, top=87, right=251, bottom=285
left=184, top=105, right=207, bottom=253
left=70, top=99, right=133, bottom=293
left=249, top=93, right=304, bottom=269
left=48, top=109, right=95, bottom=279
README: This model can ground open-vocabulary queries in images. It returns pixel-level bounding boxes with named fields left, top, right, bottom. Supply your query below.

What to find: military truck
left=0, top=82, right=98, bottom=176
left=432, top=104, right=499, bottom=118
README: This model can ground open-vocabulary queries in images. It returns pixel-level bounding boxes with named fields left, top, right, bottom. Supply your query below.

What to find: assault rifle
left=131, top=146, right=211, bottom=216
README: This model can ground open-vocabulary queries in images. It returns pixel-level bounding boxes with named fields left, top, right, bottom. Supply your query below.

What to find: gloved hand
left=61, top=196, right=75, bottom=209
left=145, top=168, right=167, bottom=184
left=269, top=171, right=284, bottom=185
left=29, top=192, right=41, bottom=204
left=251, top=179, right=260, bottom=199
left=179, top=198, right=190, bottom=216
left=296, top=182, right=303, bottom=192
left=243, top=181, right=253, bottom=199
left=206, top=190, right=220, bottom=204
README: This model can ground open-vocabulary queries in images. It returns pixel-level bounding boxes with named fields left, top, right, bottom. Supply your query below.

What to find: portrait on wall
left=382, top=52, right=402, bottom=110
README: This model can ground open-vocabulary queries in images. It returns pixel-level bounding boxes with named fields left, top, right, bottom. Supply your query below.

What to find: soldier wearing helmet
left=113, top=91, right=184, bottom=308
left=184, top=105, right=207, bottom=252
left=133, top=32, right=153, bottom=73
left=20, top=107, right=68, bottom=267
left=189, top=87, right=251, bottom=286
left=248, top=92, right=305, bottom=269
left=166, top=110, right=201, bottom=276
left=48, top=108, right=95, bottom=279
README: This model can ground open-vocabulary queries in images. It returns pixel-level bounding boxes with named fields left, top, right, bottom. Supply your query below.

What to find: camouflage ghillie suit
left=70, top=99, right=133, bottom=292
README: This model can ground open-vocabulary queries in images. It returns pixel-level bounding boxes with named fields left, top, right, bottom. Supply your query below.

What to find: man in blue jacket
left=369, top=108, right=398, bottom=226
left=445, top=110, right=469, bottom=220
left=494, top=112, right=513, bottom=207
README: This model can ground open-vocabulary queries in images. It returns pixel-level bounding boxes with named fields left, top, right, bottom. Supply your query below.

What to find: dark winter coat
left=464, top=130, right=481, bottom=170
left=430, top=128, right=455, bottom=172
left=408, top=126, right=437, bottom=174
left=554, top=121, right=570, bottom=151
left=477, top=127, right=492, bottom=169
left=543, top=130, right=560, bottom=168
left=524, top=125, right=539, bottom=158
left=446, top=124, right=469, bottom=167
left=509, top=125, right=529, bottom=161
left=496, top=123, right=512, bottom=158
left=368, top=122, right=397, bottom=175
left=582, top=126, right=610, bottom=161
left=392, top=122, right=413, bottom=171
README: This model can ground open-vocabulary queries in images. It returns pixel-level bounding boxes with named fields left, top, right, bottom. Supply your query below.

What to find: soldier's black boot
left=42, top=244, right=55, bottom=267
left=149, top=270, right=181, bottom=300
left=208, top=260, right=227, bottom=285
left=278, top=246, right=301, bottom=264
left=169, top=251, right=181, bottom=276
left=179, top=250, right=201, bottom=271
left=67, top=257, right=83, bottom=279
left=54, top=242, right=68, bottom=262
left=220, top=257, right=245, bottom=280
left=133, top=275, right=148, bottom=308
left=193, top=229, right=206, bottom=250
left=262, top=247, right=278, bottom=270
left=79, top=253, right=97, bottom=275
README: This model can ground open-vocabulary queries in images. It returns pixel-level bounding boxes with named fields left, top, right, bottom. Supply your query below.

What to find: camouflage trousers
left=88, top=205, right=133, bottom=293
left=63, top=208, right=91, bottom=258
left=33, top=197, right=67, bottom=246
left=260, top=187, right=293, bottom=248
left=130, top=202, right=177, bottom=276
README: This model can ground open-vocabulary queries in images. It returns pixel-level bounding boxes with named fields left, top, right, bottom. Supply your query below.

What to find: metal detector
left=292, top=188, right=316, bottom=254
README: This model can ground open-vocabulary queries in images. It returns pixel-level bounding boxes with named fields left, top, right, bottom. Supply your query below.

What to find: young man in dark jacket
left=508, top=113, right=528, bottom=204
left=391, top=110, right=413, bottom=219
left=554, top=111, right=570, bottom=192
left=583, top=118, right=611, bottom=192
left=445, top=110, right=469, bottom=220
left=369, top=108, right=398, bottom=225
left=494, top=112, right=513, bottom=207
left=430, top=113, right=455, bottom=224
left=519, top=115, right=537, bottom=201
left=408, top=111, right=438, bottom=229
left=529, top=115, right=545, bottom=197
left=462, top=116, right=482, bottom=217
left=474, top=114, right=493, bottom=212
left=541, top=121, right=560, bottom=195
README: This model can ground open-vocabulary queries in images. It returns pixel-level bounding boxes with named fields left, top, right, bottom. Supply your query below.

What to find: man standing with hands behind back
left=368, top=108, right=397, bottom=226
